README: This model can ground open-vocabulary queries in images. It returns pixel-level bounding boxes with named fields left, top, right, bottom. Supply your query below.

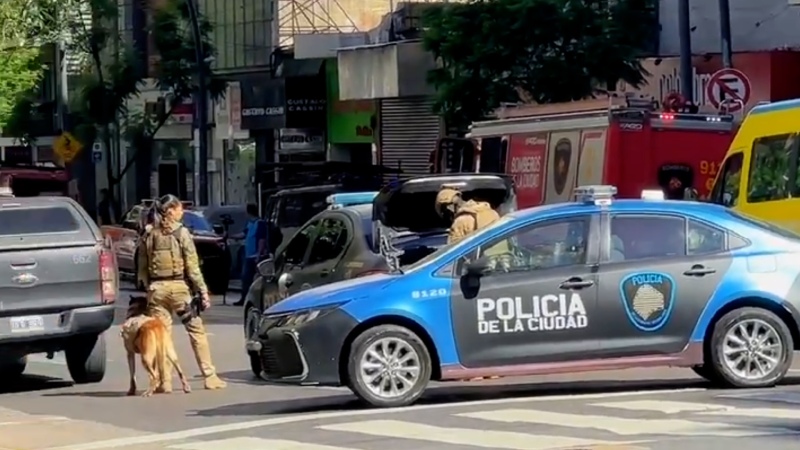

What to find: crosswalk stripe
left=458, top=409, right=776, bottom=437
left=169, top=437, right=353, bottom=450
left=319, top=419, right=621, bottom=449
left=595, top=400, right=800, bottom=420
left=592, top=400, right=732, bottom=414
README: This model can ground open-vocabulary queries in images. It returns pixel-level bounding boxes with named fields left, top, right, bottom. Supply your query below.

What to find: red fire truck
left=434, top=95, right=738, bottom=208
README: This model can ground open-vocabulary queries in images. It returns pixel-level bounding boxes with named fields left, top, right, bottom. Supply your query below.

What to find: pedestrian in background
left=0, top=174, right=14, bottom=197
left=97, top=188, right=118, bottom=225
left=137, top=194, right=227, bottom=391
left=233, top=203, right=267, bottom=307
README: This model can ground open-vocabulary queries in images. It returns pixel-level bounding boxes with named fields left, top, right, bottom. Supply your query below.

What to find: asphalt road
left=1, top=284, right=800, bottom=450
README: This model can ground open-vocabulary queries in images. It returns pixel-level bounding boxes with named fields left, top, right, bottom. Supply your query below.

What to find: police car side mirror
left=464, top=257, right=492, bottom=277
left=258, top=259, right=276, bottom=278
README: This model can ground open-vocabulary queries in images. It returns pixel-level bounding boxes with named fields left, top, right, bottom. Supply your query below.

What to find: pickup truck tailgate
left=0, top=203, right=103, bottom=315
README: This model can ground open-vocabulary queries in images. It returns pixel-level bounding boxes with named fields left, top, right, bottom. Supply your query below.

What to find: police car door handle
left=683, top=265, right=716, bottom=276
left=559, top=278, right=594, bottom=290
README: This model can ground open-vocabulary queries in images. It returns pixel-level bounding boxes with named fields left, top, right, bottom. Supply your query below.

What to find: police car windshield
left=403, top=215, right=515, bottom=272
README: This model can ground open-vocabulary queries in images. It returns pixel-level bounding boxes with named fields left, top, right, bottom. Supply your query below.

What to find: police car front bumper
left=255, top=306, right=357, bottom=386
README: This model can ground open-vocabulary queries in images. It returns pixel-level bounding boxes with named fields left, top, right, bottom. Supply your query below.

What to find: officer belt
left=150, top=275, right=184, bottom=281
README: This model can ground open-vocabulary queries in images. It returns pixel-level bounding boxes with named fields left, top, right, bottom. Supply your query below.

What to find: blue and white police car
left=255, top=185, right=800, bottom=408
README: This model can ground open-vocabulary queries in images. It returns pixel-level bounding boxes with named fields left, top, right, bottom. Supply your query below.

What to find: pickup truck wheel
left=245, top=305, right=262, bottom=377
left=66, top=333, right=107, bottom=384
left=347, top=325, right=431, bottom=408
left=0, top=356, right=27, bottom=380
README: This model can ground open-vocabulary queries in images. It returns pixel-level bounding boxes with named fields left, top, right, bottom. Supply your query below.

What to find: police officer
left=435, top=184, right=501, bottom=244
left=136, top=195, right=227, bottom=391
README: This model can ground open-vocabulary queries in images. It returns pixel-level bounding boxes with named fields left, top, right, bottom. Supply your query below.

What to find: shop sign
left=240, top=77, right=286, bottom=130
left=278, top=128, right=325, bottom=152
left=326, top=62, right=375, bottom=144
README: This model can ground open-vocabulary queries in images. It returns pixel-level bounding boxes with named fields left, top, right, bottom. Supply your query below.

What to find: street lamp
left=184, top=0, right=209, bottom=206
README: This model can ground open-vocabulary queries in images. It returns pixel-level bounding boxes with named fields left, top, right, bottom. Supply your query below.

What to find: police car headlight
left=268, top=303, right=347, bottom=327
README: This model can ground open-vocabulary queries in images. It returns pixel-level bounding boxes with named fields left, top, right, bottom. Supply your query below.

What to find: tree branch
left=112, top=103, right=177, bottom=183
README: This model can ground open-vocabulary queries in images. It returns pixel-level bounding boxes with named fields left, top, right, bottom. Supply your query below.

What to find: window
left=710, top=152, right=743, bottom=207
left=470, top=217, right=590, bottom=274
left=688, top=219, right=725, bottom=255
left=282, top=221, right=319, bottom=265
left=181, top=213, right=214, bottom=232
left=610, top=215, right=685, bottom=261
left=0, top=207, right=79, bottom=235
left=307, top=218, right=349, bottom=265
left=747, top=134, right=797, bottom=203
left=278, top=193, right=330, bottom=228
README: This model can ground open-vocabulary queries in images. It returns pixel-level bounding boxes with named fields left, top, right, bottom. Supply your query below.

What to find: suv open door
left=372, top=174, right=516, bottom=267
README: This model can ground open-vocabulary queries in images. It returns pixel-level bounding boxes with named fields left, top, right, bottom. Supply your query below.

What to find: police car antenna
left=574, top=185, right=617, bottom=206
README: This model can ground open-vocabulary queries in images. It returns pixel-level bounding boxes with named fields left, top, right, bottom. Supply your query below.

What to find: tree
left=422, top=0, right=658, bottom=132
left=0, top=0, right=60, bottom=130
left=64, top=0, right=224, bottom=197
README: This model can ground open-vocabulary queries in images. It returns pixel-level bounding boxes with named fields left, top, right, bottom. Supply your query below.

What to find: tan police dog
left=121, top=296, right=191, bottom=397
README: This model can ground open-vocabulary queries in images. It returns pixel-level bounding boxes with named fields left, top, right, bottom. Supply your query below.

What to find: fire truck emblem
left=619, top=271, right=675, bottom=332
left=552, top=138, right=572, bottom=195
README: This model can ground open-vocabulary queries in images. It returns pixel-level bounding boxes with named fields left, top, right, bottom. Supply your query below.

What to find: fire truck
left=433, top=94, right=739, bottom=208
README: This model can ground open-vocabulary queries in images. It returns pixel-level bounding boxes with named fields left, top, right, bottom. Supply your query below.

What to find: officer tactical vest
left=148, top=227, right=185, bottom=279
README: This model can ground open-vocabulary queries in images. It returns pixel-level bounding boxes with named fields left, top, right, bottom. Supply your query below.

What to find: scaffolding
left=277, top=0, right=363, bottom=46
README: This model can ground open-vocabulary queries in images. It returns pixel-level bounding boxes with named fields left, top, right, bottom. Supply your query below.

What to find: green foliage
left=422, top=0, right=658, bottom=131
left=60, top=0, right=226, bottom=186
left=0, top=0, right=64, bottom=130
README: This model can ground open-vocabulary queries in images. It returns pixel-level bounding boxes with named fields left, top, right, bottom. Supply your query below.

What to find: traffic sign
left=706, top=68, right=751, bottom=112
left=92, top=150, right=102, bottom=163
left=54, top=132, right=83, bottom=163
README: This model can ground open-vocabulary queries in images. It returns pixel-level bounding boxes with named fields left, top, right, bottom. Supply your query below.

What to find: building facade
left=659, top=0, right=800, bottom=56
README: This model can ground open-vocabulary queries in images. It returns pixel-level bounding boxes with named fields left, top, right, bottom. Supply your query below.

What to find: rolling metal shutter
left=379, top=97, right=442, bottom=181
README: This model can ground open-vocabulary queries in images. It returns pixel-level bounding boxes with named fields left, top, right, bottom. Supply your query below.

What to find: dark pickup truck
left=0, top=196, right=118, bottom=383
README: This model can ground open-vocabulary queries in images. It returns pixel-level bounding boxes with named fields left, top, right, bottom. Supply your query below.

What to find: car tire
left=708, top=307, right=793, bottom=388
left=244, top=305, right=263, bottom=378
left=0, top=356, right=27, bottom=380
left=66, top=333, right=107, bottom=384
left=691, top=365, right=722, bottom=383
left=347, top=325, right=432, bottom=408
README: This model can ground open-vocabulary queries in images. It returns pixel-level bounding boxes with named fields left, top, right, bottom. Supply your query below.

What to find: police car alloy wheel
left=708, top=307, right=793, bottom=388
left=347, top=325, right=432, bottom=408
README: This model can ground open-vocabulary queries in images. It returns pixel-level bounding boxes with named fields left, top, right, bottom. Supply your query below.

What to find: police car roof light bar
left=641, top=190, right=665, bottom=200
left=574, top=185, right=617, bottom=206
left=326, top=192, right=378, bottom=209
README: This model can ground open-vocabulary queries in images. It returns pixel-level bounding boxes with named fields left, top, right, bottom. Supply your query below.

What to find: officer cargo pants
left=147, top=280, right=225, bottom=390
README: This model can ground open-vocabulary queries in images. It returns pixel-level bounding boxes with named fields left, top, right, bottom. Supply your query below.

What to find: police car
left=254, top=185, right=800, bottom=408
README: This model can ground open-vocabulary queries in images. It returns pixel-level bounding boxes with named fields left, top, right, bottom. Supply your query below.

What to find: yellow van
left=709, top=98, right=800, bottom=232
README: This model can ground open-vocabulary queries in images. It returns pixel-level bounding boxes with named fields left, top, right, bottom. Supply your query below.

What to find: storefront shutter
left=379, top=96, right=442, bottom=181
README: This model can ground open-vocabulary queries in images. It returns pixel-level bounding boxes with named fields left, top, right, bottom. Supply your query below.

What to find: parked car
left=242, top=174, right=516, bottom=376
left=102, top=201, right=231, bottom=294
left=198, top=204, right=248, bottom=279
left=0, top=196, right=117, bottom=382
left=253, top=185, right=800, bottom=408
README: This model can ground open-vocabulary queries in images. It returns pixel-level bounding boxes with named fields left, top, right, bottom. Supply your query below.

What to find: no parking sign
left=706, top=68, right=751, bottom=112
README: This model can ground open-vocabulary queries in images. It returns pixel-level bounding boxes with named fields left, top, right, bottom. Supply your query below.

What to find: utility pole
left=678, top=0, right=694, bottom=103
left=718, top=0, right=733, bottom=68
left=185, top=0, right=209, bottom=205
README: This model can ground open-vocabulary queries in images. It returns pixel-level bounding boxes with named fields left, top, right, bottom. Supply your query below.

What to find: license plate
left=10, top=316, right=45, bottom=333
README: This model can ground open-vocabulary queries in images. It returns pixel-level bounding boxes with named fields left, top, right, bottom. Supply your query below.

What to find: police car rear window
left=727, top=211, right=800, bottom=241
left=0, top=206, right=80, bottom=235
